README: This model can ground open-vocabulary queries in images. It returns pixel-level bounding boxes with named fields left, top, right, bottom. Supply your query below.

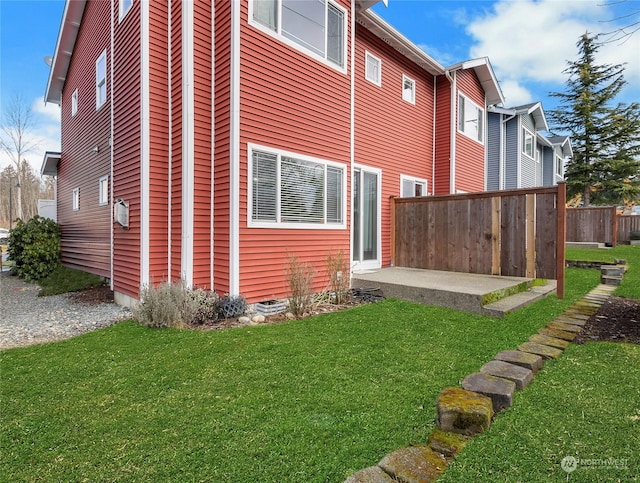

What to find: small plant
left=286, top=254, right=315, bottom=318
left=326, top=250, right=350, bottom=305
left=133, top=280, right=196, bottom=328
left=7, top=216, right=61, bottom=282
left=189, top=288, right=221, bottom=325
left=218, top=295, right=247, bottom=319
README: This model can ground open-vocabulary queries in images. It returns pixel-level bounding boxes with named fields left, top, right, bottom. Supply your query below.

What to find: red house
left=42, top=0, right=503, bottom=307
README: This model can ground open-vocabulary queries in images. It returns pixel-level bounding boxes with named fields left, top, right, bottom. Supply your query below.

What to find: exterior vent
left=114, top=199, right=129, bottom=228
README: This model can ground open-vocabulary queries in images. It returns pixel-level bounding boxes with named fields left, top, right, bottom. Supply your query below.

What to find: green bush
left=7, top=216, right=61, bottom=282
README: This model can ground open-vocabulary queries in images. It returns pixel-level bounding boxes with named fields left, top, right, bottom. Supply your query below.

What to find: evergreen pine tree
left=548, top=33, right=640, bottom=206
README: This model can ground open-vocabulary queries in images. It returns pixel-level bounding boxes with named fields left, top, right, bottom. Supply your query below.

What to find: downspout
left=167, top=0, right=172, bottom=280
left=182, top=0, right=195, bottom=287
left=210, top=2, right=216, bottom=289
left=140, top=0, right=150, bottom=288
left=229, top=0, right=241, bottom=295
left=431, top=74, right=436, bottom=194
left=445, top=69, right=456, bottom=194
left=109, top=0, right=115, bottom=290
left=349, top=0, right=355, bottom=271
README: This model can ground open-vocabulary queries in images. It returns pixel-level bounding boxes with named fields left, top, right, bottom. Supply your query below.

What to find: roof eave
left=44, top=0, right=86, bottom=105
left=448, top=57, right=505, bottom=107
left=356, top=9, right=444, bottom=76
left=41, top=151, right=61, bottom=176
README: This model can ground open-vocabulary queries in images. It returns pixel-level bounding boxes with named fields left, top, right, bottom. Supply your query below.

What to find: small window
left=400, top=175, right=428, bottom=197
left=249, top=145, right=346, bottom=228
left=119, top=0, right=133, bottom=20
left=99, top=175, right=109, bottom=206
left=402, top=75, right=415, bottom=104
left=522, top=128, right=534, bottom=158
left=71, top=89, right=78, bottom=117
left=535, top=146, right=542, bottom=164
left=72, top=188, right=80, bottom=211
left=96, top=50, right=107, bottom=109
left=556, top=155, right=564, bottom=176
left=251, top=0, right=346, bottom=69
left=458, top=93, right=484, bottom=143
left=365, top=51, right=382, bottom=86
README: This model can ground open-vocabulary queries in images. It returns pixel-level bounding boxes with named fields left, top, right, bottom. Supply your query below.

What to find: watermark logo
left=561, top=455, right=629, bottom=473
left=561, top=456, right=578, bottom=473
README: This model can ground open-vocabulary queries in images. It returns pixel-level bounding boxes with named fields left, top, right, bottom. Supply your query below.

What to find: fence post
left=390, top=196, right=396, bottom=267
left=556, top=183, right=566, bottom=299
left=611, top=206, right=618, bottom=248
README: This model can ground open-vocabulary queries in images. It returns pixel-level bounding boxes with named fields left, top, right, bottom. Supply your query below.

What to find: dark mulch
left=575, top=296, right=640, bottom=344
left=68, top=285, right=115, bottom=305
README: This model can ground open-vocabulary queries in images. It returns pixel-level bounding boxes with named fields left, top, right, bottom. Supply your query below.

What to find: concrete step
left=482, top=280, right=557, bottom=317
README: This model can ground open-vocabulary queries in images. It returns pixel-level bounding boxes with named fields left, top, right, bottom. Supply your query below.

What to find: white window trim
left=247, top=143, right=347, bottom=230
left=71, top=89, right=78, bottom=117
left=72, top=187, right=80, bottom=211
left=248, top=0, right=348, bottom=74
left=457, top=93, right=484, bottom=145
left=400, top=175, right=428, bottom=197
left=556, top=154, right=564, bottom=176
left=365, top=51, right=382, bottom=86
left=402, top=75, right=415, bottom=104
left=95, top=50, right=107, bottom=110
left=119, top=0, right=133, bottom=21
left=99, top=175, right=109, bottom=206
left=522, top=127, right=534, bottom=159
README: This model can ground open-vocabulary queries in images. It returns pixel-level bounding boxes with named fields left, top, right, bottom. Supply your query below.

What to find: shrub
left=133, top=281, right=198, bottom=328
left=190, top=289, right=221, bottom=325
left=286, top=254, right=315, bottom=318
left=327, top=250, right=350, bottom=305
left=7, top=216, right=61, bottom=282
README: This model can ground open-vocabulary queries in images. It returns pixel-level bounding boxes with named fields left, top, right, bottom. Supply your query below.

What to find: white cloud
left=499, top=79, right=534, bottom=106
left=466, top=0, right=640, bottom=106
left=0, top=96, right=60, bottom=174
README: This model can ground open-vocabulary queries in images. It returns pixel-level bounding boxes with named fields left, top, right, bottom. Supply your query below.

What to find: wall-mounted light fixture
left=92, top=145, right=99, bottom=154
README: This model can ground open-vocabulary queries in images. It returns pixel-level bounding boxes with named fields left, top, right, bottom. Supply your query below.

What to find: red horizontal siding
left=170, top=0, right=183, bottom=283
left=454, top=69, right=486, bottom=193
left=354, top=26, right=436, bottom=267
left=237, top=0, right=351, bottom=302
left=113, top=0, right=142, bottom=298
left=58, top=0, right=111, bottom=280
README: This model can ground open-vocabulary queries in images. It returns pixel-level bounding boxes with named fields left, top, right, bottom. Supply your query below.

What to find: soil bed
left=575, top=296, right=640, bottom=344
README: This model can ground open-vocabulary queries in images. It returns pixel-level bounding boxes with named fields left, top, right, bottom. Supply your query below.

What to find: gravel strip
left=0, top=271, right=131, bottom=350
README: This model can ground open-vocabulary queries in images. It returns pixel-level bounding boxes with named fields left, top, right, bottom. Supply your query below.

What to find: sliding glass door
left=352, top=166, right=381, bottom=270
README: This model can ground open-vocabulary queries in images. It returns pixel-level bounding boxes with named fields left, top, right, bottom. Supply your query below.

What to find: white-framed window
left=522, top=128, right=534, bottom=158
left=248, top=144, right=346, bottom=228
left=99, top=175, right=109, bottom=206
left=71, top=89, right=78, bottom=117
left=402, top=75, right=415, bottom=104
left=535, top=146, right=542, bottom=164
left=72, top=187, right=80, bottom=211
left=400, top=175, right=428, bottom=197
left=119, top=0, right=133, bottom=20
left=556, top=154, right=564, bottom=176
left=95, top=50, right=107, bottom=109
left=365, top=51, right=382, bottom=86
left=250, top=0, right=346, bottom=70
left=458, top=93, right=484, bottom=143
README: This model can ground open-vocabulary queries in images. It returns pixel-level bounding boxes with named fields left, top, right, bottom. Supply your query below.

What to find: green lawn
left=0, top=268, right=601, bottom=482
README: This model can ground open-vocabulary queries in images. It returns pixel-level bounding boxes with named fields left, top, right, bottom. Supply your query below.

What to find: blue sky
left=1, top=0, right=638, bottom=172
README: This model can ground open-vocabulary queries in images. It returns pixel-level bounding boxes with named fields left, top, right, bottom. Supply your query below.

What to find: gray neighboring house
left=486, top=102, right=571, bottom=190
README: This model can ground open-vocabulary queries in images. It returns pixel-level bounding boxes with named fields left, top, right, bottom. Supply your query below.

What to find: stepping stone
left=539, top=327, right=576, bottom=342
left=461, top=373, right=515, bottom=412
left=518, top=342, right=563, bottom=359
left=378, top=446, right=448, bottom=483
left=427, top=429, right=469, bottom=458
left=344, top=466, right=396, bottom=483
left=601, top=266, right=624, bottom=276
left=529, top=333, right=570, bottom=350
left=560, top=312, right=590, bottom=320
left=554, top=316, right=587, bottom=326
left=494, top=350, right=543, bottom=373
left=480, top=360, right=533, bottom=390
left=436, top=387, right=493, bottom=435
left=548, top=322, right=583, bottom=333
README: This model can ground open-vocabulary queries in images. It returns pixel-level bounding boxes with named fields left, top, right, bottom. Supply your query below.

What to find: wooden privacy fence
left=566, top=208, right=640, bottom=245
left=391, top=184, right=566, bottom=298
left=618, top=215, right=640, bottom=244
left=566, top=207, right=617, bottom=247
